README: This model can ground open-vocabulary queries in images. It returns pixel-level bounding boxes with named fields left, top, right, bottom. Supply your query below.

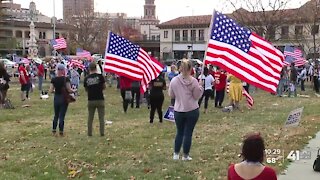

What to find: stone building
left=0, top=1, right=68, bottom=57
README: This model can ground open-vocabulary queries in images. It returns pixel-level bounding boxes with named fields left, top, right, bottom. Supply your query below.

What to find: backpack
left=313, top=148, right=320, bottom=172
left=3, top=99, right=14, bottom=109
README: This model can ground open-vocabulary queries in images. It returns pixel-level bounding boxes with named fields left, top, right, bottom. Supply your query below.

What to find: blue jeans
left=38, top=76, right=43, bottom=91
left=174, top=108, right=199, bottom=155
left=52, top=94, right=69, bottom=132
left=276, top=79, right=285, bottom=96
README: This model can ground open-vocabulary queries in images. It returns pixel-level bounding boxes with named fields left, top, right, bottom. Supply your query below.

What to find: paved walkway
left=278, top=131, right=320, bottom=180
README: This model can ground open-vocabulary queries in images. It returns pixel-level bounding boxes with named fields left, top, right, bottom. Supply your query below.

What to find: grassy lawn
left=1, top=78, right=320, bottom=179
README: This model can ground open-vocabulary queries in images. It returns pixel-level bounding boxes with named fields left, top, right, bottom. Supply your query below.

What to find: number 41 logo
left=287, top=150, right=300, bottom=161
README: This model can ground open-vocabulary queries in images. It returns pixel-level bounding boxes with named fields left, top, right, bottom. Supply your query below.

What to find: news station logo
left=286, top=150, right=312, bottom=161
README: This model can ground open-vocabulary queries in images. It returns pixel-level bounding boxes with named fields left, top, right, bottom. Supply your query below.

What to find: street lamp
left=186, top=6, right=194, bottom=59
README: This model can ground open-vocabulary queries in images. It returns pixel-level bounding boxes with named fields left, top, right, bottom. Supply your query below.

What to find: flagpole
left=105, top=31, right=111, bottom=59
left=200, top=9, right=216, bottom=76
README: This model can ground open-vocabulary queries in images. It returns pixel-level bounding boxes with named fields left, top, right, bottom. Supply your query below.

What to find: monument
left=27, top=1, right=38, bottom=59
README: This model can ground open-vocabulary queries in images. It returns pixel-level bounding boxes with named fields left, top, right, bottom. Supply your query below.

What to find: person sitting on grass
left=228, top=132, right=277, bottom=180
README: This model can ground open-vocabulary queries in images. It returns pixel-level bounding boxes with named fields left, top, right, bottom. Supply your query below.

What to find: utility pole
left=314, top=0, right=320, bottom=63
left=53, top=0, right=56, bottom=39
left=52, top=0, right=56, bottom=56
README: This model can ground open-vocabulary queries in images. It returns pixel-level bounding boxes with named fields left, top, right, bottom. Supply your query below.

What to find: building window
left=199, top=29, right=204, bottom=41
left=175, top=30, right=180, bottom=41
left=43, top=32, right=46, bottom=39
left=151, top=35, right=155, bottom=40
left=15, top=31, right=22, bottom=38
left=182, top=30, right=188, bottom=41
left=312, top=25, right=319, bottom=35
left=281, top=26, right=289, bottom=39
left=295, top=26, right=303, bottom=36
left=191, top=30, right=196, bottom=41
left=25, top=31, right=30, bottom=38
left=39, top=32, right=43, bottom=39
left=55, top=33, right=60, bottom=39
left=164, top=31, right=168, bottom=38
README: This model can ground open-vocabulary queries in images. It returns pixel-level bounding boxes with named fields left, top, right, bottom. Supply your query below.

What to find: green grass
left=1, top=79, right=320, bottom=179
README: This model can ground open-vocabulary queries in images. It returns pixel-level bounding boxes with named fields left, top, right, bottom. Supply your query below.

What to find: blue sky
left=14, top=0, right=309, bottom=22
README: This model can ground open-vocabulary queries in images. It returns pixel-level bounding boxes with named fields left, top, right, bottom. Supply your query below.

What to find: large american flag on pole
left=283, top=46, right=306, bottom=67
left=205, top=11, right=284, bottom=93
left=104, top=32, right=163, bottom=92
left=50, top=38, right=67, bottom=50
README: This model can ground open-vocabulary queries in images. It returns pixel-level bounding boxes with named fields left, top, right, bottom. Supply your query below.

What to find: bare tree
left=67, top=9, right=110, bottom=54
left=225, top=0, right=291, bottom=41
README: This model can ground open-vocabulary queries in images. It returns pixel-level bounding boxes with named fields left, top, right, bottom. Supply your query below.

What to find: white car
left=92, top=54, right=103, bottom=60
left=0, top=58, right=16, bottom=68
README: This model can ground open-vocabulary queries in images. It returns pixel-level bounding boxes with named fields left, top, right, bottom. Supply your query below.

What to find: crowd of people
left=2, top=56, right=320, bottom=179
left=276, top=62, right=320, bottom=97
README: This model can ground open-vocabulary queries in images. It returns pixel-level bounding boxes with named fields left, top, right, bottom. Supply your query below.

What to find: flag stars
left=211, top=12, right=252, bottom=52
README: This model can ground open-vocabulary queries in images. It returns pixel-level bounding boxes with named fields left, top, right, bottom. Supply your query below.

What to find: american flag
left=50, top=38, right=67, bottom=50
left=68, top=59, right=84, bottom=70
left=205, top=11, right=284, bottom=93
left=226, top=82, right=254, bottom=108
left=283, top=46, right=306, bottom=67
left=76, top=48, right=91, bottom=57
left=104, top=32, right=163, bottom=92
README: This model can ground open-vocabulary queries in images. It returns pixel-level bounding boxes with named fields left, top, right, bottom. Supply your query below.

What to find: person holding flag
left=227, top=73, right=243, bottom=112
left=104, top=32, right=163, bottom=112
left=204, top=11, right=284, bottom=94
left=288, top=63, right=298, bottom=97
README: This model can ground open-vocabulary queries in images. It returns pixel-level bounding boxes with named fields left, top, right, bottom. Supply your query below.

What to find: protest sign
left=284, top=107, right=304, bottom=127
left=164, top=106, right=175, bottom=122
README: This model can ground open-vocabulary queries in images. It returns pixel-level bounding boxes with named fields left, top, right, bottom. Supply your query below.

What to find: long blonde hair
left=179, top=59, right=192, bottom=76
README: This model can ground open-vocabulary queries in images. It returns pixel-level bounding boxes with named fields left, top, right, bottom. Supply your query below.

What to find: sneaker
left=173, top=153, right=179, bottom=160
left=182, top=156, right=192, bottom=161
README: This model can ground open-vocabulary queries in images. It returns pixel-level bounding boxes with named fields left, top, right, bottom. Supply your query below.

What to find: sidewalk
left=278, top=131, right=320, bottom=180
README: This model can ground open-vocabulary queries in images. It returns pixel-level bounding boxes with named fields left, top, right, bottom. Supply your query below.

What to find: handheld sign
left=284, top=107, right=304, bottom=127
left=164, top=106, right=175, bottom=122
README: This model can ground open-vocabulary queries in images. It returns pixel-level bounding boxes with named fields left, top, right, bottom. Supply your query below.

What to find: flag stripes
left=204, top=12, right=284, bottom=93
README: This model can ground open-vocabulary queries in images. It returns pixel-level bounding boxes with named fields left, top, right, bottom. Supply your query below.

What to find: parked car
left=0, top=58, right=16, bottom=76
left=163, top=59, right=176, bottom=66
left=92, top=54, right=103, bottom=60
left=0, top=58, right=16, bottom=68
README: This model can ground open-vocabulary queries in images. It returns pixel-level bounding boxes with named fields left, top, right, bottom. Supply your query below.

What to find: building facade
left=0, top=20, right=69, bottom=57
left=63, top=0, right=94, bottom=20
left=1, top=1, right=51, bottom=23
left=0, top=1, right=68, bottom=57
left=140, top=0, right=160, bottom=40
left=158, top=15, right=211, bottom=60
left=158, top=0, right=320, bottom=61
